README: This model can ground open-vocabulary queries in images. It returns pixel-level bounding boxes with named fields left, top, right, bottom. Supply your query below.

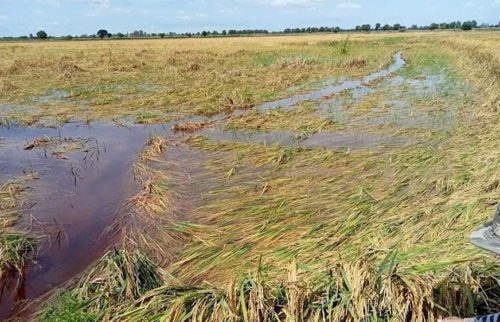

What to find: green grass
left=38, top=294, right=97, bottom=322
left=399, top=47, right=454, bottom=78
left=0, top=180, right=36, bottom=274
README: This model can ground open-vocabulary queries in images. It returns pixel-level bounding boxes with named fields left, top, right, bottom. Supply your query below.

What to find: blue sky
left=0, top=0, right=499, bottom=36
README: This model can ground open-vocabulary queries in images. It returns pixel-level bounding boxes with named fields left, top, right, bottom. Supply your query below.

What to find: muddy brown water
left=0, top=122, right=175, bottom=320
left=0, top=51, right=408, bottom=320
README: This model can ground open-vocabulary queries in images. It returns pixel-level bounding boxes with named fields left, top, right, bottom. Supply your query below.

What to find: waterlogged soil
left=200, top=127, right=411, bottom=150
left=319, top=73, right=470, bottom=131
left=256, top=52, right=405, bottom=112
left=0, top=51, right=420, bottom=319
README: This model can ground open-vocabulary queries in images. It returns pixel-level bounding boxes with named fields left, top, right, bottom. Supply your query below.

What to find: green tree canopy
left=36, top=30, right=48, bottom=39
left=97, top=29, right=109, bottom=38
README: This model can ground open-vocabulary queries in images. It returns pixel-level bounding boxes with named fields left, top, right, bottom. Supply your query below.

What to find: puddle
left=200, top=127, right=409, bottom=150
left=361, top=100, right=456, bottom=130
left=200, top=128, right=300, bottom=147
left=0, top=104, right=42, bottom=115
left=317, top=68, right=468, bottom=131
left=0, top=122, right=175, bottom=319
left=33, top=90, right=70, bottom=104
left=256, top=52, right=404, bottom=112
left=301, top=130, right=408, bottom=149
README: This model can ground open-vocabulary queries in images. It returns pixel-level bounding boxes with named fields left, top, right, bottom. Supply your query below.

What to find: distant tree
left=361, top=24, right=371, bottom=32
left=159, top=32, right=166, bottom=38
left=393, top=23, right=401, bottom=30
left=29, top=33, right=34, bottom=39
left=97, top=29, right=109, bottom=38
left=19, top=35, right=29, bottom=39
left=471, top=20, right=477, bottom=28
left=411, top=24, right=418, bottom=30
left=429, top=23, right=439, bottom=30
left=375, top=23, right=381, bottom=30
left=201, top=30, right=209, bottom=37
left=63, top=35, right=73, bottom=40
left=116, top=32, right=125, bottom=38
left=222, top=30, right=227, bottom=35
left=107, top=32, right=112, bottom=38
left=36, top=30, right=48, bottom=39
left=382, top=24, right=391, bottom=31
left=461, top=21, right=473, bottom=30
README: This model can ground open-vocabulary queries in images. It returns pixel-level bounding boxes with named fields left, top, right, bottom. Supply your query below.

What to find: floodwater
left=0, top=51, right=411, bottom=319
left=256, top=52, right=405, bottom=112
left=200, top=128, right=410, bottom=150
left=0, top=122, right=173, bottom=320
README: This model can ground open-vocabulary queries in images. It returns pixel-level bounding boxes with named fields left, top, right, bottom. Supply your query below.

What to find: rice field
left=0, top=31, right=499, bottom=321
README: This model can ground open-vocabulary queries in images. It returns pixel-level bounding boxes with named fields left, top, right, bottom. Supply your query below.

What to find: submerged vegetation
left=0, top=31, right=499, bottom=321
left=0, top=180, right=35, bottom=276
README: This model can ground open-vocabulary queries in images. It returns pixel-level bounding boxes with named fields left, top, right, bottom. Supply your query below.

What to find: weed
left=340, top=37, right=350, bottom=55
left=0, top=181, right=35, bottom=275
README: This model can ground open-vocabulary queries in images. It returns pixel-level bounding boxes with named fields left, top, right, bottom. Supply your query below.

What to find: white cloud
left=255, top=0, right=326, bottom=7
left=84, top=0, right=110, bottom=6
left=176, top=10, right=190, bottom=20
left=337, top=2, right=361, bottom=8
left=176, top=10, right=208, bottom=20
left=36, top=0, right=111, bottom=8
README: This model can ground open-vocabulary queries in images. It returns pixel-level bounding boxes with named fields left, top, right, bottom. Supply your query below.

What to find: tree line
left=5, top=19, right=499, bottom=40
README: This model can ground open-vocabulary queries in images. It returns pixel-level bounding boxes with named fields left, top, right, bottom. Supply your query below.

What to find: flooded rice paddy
left=0, top=50, right=466, bottom=319
left=0, top=123, right=174, bottom=318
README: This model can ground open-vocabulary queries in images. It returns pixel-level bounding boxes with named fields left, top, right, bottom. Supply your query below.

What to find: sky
left=0, top=0, right=499, bottom=36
